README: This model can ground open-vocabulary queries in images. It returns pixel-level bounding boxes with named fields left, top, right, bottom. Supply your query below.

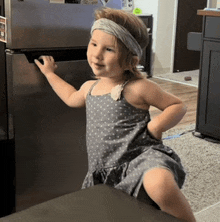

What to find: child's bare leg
left=143, top=168, right=196, bottom=222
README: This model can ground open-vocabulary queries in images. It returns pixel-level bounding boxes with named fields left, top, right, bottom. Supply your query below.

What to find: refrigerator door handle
left=23, top=48, right=88, bottom=63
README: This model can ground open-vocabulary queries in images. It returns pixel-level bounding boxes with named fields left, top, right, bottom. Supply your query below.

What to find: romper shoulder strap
left=122, top=80, right=130, bottom=89
left=87, top=80, right=100, bottom=96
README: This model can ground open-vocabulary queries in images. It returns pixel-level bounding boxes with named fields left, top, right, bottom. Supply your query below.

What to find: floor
left=148, top=71, right=198, bottom=130
left=150, top=70, right=220, bottom=222
left=152, top=69, right=199, bottom=88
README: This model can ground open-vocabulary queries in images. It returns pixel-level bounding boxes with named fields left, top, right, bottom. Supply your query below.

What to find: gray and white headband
left=91, top=18, right=143, bottom=59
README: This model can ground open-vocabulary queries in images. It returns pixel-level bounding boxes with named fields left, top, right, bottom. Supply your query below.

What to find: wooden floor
left=149, top=77, right=198, bottom=129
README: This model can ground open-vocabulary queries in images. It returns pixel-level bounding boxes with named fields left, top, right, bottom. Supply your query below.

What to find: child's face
left=87, top=30, right=125, bottom=80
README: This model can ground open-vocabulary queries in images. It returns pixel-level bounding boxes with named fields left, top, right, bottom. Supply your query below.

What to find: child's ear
left=123, top=56, right=140, bottom=71
left=132, top=56, right=139, bottom=67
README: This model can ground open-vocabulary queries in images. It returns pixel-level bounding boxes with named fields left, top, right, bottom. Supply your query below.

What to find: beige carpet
left=163, top=124, right=220, bottom=215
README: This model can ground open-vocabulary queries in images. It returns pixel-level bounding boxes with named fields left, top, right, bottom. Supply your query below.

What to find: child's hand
left=34, top=56, right=58, bottom=77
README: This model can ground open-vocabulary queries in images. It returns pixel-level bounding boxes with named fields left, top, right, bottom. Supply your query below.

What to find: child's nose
left=93, top=47, right=103, bottom=59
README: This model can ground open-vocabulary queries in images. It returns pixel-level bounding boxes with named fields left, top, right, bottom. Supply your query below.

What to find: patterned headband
left=91, top=18, right=143, bottom=59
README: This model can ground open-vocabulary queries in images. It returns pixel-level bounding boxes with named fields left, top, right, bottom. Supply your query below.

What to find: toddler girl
left=35, top=7, right=196, bottom=222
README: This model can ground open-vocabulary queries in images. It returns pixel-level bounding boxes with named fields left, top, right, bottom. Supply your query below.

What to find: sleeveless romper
left=82, top=80, right=186, bottom=204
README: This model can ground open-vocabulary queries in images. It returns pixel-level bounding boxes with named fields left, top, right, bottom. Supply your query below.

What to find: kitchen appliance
left=138, top=15, right=153, bottom=76
left=0, top=0, right=122, bottom=216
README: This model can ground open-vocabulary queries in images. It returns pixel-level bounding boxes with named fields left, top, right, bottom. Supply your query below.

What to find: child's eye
left=106, top=48, right=114, bottom=52
left=90, top=41, right=96, bottom=47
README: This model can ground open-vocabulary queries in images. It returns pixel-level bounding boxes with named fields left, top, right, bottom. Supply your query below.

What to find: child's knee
left=142, top=168, right=178, bottom=205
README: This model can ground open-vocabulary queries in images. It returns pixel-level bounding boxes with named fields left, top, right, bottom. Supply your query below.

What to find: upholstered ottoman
left=0, top=185, right=182, bottom=222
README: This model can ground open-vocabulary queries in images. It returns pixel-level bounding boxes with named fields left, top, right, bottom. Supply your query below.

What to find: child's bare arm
left=34, top=56, right=87, bottom=108
left=140, top=79, right=187, bottom=139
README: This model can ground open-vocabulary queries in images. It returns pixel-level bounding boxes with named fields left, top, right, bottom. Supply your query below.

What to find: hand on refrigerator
left=34, top=56, right=58, bottom=77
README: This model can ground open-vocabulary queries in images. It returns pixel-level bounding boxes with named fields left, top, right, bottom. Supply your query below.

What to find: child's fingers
left=39, top=55, right=54, bottom=61
left=38, top=56, right=56, bottom=65
left=49, top=56, right=58, bottom=68
left=34, top=59, right=42, bottom=68
left=34, top=56, right=58, bottom=75
left=37, top=55, right=50, bottom=64
left=50, top=56, right=55, bottom=62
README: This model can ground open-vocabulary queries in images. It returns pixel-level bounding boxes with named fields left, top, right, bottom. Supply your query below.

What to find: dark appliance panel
left=4, top=0, right=122, bottom=49
left=6, top=49, right=93, bottom=211
left=0, top=0, right=122, bottom=213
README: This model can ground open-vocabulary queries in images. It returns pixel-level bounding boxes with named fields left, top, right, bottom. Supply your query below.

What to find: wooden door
left=173, top=0, right=206, bottom=72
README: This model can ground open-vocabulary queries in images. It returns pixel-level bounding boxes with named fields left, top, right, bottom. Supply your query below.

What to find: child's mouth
left=94, top=63, right=104, bottom=69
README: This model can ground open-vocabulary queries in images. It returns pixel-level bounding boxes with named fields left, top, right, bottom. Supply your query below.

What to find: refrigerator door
left=6, top=49, right=93, bottom=211
left=4, top=0, right=122, bottom=49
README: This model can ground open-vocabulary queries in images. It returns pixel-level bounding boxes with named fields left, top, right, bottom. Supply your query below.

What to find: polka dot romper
left=82, top=80, right=186, bottom=204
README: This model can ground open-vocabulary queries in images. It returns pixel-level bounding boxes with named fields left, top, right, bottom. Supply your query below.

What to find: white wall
left=208, top=0, right=217, bottom=8
left=134, top=0, right=178, bottom=75
left=153, top=0, right=178, bottom=74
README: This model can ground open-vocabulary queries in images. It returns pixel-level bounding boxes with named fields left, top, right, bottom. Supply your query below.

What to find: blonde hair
left=94, top=7, right=149, bottom=78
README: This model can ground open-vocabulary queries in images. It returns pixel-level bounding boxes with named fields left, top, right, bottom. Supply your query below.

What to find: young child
left=35, top=7, right=196, bottom=222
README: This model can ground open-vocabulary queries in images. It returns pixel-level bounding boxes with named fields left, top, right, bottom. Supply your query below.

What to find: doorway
left=173, top=0, right=206, bottom=72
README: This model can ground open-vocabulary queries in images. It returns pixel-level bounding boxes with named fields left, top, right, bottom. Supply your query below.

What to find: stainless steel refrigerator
left=0, top=0, right=122, bottom=216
